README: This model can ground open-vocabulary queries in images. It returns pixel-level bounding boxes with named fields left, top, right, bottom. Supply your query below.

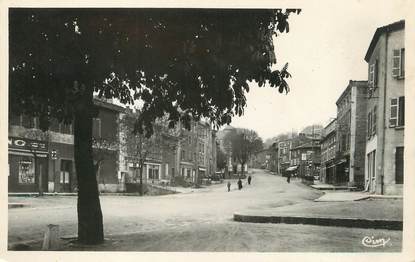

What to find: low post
left=42, top=224, right=60, bottom=251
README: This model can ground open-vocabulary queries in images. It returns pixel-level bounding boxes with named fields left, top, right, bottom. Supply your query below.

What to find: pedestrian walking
left=247, top=175, right=252, bottom=185
left=227, top=181, right=231, bottom=192
left=287, top=173, right=291, bottom=183
left=237, top=178, right=243, bottom=190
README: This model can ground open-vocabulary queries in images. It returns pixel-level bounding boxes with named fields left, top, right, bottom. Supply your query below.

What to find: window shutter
left=367, top=112, right=372, bottom=138
left=374, top=59, right=378, bottom=87
left=401, top=49, right=405, bottom=77
left=372, top=106, right=377, bottom=135
left=390, top=98, right=398, bottom=127
left=395, top=147, right=404, bottom=184
left=398, top=96, right=405, bottom=126
left=392, top=49, right=401, bottom=77
left=369, top=64, right=375, bottom=86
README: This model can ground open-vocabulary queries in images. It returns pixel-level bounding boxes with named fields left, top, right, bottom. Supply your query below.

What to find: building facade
left=277, top=134, right=315, bottom=176
left=175, top=121, right=216, bottom=184
left=268, top=142, right=279, bottom=173
left=277, top=139, right=292, bottom=175
left=290, top=141, right=321, bottom=178
left=320, top=119, right=337, bottom=184
left=364, top=20, right=405, bottom=195
left=335, top=80, right=368, bottom=187
left=8, top=99, right=125, bottom=193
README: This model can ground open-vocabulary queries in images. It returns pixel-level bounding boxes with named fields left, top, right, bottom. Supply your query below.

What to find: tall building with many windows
left=364, top=20, right=405, bottom=195
left=8, top=98, right=125, bottom=193
left=334, top=80, right=368, bottom=188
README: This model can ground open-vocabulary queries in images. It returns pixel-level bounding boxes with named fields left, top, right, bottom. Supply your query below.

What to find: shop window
left=18, top=160, right=35, bottom=184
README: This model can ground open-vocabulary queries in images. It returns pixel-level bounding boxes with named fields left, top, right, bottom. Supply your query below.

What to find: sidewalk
left=234, top=193, right=403, bottom=230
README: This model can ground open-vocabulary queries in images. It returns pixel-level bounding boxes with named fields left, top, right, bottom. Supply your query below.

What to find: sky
left=228, top=0, right=408, bottom=141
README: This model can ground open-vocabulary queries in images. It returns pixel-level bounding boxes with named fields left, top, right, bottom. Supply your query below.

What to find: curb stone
left=8, top=203, right=28, bottom=208
left=233, top=213, right=402, bottom=230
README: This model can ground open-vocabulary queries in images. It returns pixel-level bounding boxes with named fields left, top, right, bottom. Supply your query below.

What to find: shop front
left=334, top=157, right=350, bottom=185
left=8, top=137, right=49, bottom=193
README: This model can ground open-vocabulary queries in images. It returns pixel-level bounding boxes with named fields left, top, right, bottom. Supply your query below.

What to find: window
left=60, top=160, right=72, bottom=184
left=18, top=160, right=35, bottom=184
left=92, top=118, right=101, bottom=138
left=390, top=97, right=405, bottom=127
left=395, top=147, right=404, bottom=184
left=148, top=164, right=160, bottom=180
left=181, top=150, right=185, bottom=161
left=392, top=48, right=405, bottom=78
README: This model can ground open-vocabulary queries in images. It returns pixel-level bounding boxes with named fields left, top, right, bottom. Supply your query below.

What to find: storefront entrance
left=367, top=150, right=376, bottom=193
left=60, top=159, right=73, bottom=192
left=8, top=137, right=49, bottom=193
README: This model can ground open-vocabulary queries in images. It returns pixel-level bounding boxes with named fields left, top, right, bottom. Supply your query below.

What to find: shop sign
left=8, top=137, right=48, bottom=153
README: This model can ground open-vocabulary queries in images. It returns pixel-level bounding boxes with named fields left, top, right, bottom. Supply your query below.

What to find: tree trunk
left=139, top=168, right=144, bottom=196
left=139, top=162, right=144, bottom=196
left=74, top=89, right=104, bottom=245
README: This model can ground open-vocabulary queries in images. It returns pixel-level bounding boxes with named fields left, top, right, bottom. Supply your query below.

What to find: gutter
left=380, top=32, right=389, bottom=195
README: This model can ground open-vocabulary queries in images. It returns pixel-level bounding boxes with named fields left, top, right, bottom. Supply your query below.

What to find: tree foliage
left=10, top=8, right=299, bottom=136
left=216, top=144, right=227, bottom=171
left=224, top=128, right=263, bottom=173
left=9, top=8, right=299, bottom=244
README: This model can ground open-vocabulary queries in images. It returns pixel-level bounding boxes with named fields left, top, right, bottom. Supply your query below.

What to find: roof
left=321, top=118, right=337, bottom=138
left=335, top=80, right=367, bottom=105
left=364, top=20, right=405, bottom=62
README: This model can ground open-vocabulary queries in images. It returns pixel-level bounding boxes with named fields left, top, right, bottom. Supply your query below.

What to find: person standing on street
left=227, top=181, right=231, bottom=192
left=247, top=175, right=252, bottom=185
left=287, top=173, right=291, bottom=183
left=237, top=178, right=243, bottom=190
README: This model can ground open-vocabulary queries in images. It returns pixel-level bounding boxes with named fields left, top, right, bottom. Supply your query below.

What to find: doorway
left=60, top=159, right=73, bottom=192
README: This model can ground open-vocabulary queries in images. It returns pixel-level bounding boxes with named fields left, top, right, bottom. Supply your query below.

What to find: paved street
left=8, top=169, right=402, bottom=252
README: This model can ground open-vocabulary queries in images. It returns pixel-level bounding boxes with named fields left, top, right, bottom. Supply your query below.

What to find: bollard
left=42, top=224, right=60, bottom=251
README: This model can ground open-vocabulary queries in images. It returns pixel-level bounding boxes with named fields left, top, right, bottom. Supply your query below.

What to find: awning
left=286, top=166, right=298, bottom=172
